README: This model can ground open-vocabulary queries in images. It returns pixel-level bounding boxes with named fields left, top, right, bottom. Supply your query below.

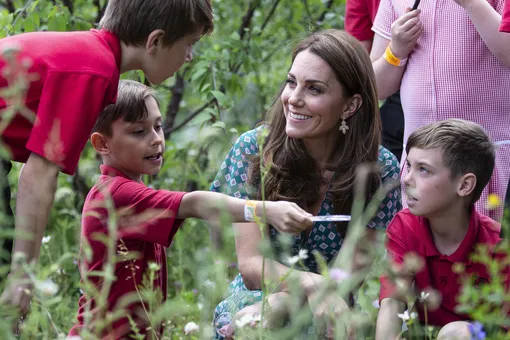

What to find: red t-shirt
left=345, top=0, right=380, bottom=41
left=69, top=165, right=186, bottom=339
left=501, top=0, right=510, bottom=32
left=380, top=208, right=505, bottom=326
left=0, top=29, right=121, bottom=174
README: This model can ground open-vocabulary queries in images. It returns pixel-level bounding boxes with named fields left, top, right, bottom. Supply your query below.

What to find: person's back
left=0, top=30, right=120, bottom=172
left=376, top=119, right=507, bottom=340
left=370, top=0, right=510, bottom=221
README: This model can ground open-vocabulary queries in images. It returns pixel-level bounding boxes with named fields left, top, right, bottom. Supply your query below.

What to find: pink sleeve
left=111, top=180, right=186, bottom=247
left=345, top=0, right=375, bottom=41
left=372, top=0, right=398, bottom=40
left=500, top=0, right=510, bottom=32
left=26, top=71, right=114, bottom=175
left=379, top=214, right=408, bottom=302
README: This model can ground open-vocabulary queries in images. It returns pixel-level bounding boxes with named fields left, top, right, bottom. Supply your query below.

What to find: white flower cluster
left=285, top=249, right=309, bottom=266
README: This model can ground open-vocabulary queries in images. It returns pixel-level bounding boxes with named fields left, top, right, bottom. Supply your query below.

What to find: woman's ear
left=457, top=173, right=477, bottom=198
left=90, top=132, right=111, bottom=156
left=145, top=29, right=165, bottom=55
left=343, top=94, right=362, bottom=119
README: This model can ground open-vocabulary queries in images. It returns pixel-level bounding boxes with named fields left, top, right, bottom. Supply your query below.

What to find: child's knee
left=437, top=321, right=471, bottom=340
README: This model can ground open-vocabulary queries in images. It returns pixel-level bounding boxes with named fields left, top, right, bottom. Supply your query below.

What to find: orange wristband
left=384, top=45, right=408, bottom=67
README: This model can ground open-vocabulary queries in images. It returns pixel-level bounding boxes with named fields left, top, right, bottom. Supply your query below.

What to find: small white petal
left=298, top=249, right=309, bottom=260
left=184, top=321, right=200, bottom=335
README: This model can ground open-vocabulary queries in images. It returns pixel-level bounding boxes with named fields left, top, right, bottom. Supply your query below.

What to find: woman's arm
left=234, top=221, right=322, bottom=294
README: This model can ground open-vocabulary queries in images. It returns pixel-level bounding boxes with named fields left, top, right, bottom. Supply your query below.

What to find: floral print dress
left=210, top=127, right=401, bottom=339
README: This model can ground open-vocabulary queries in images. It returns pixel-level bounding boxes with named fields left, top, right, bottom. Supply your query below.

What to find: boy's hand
left=0, top=272, right=32, bottom=316
left=262, top=201, right=312, bottom=234
left=307, top=291, right=354, bottom=339
left=390, top=8, right=423, bottom=59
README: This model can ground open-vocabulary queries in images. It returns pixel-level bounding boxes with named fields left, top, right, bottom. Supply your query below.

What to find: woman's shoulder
left=377, top=145, right=400, bottom=181
left=232, top=126, right=268, bottom=154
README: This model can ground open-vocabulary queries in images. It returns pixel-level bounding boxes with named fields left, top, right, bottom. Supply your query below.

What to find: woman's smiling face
left=281, top=49, right=348, bottom=142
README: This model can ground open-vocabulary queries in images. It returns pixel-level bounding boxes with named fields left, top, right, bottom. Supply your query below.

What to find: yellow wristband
left=244, top=200, right=257, bottom=221
left=384, top=45, right=408, bottom=67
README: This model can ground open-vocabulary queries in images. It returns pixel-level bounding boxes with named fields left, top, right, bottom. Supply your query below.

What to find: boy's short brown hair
left=99, top=0, right=214, bottom=46
left=406, top=119, right=495, bottom=204
left=94, top=80, right=158, bottom=136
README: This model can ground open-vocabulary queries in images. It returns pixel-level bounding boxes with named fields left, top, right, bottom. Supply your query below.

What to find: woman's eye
left=285, top=78, right=296, bottom=86
left=419, top=167, right=429, bottom=173
left=309, top=86, right=322, bottom=94
left=155, top=124, right=162, bottom=131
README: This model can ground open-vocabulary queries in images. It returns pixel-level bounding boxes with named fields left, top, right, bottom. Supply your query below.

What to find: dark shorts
left=0, top=159, right=13, bottom=267
left=380, top=91, right=404, bottom=161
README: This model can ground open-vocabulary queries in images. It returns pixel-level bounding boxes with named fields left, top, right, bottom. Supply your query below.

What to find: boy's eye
left=155, top=124, right=162, bottom=131
left=132, top=129, right=145, bottom=135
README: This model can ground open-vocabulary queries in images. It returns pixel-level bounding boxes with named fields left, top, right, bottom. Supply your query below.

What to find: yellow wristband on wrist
left=244, top=200, right=257, bottom=221
left=384, top=45, right=408, bottom=67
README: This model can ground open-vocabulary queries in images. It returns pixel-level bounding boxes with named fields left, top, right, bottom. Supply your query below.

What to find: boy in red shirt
left=68, top=80, right=313, bottom=339
left=0, top=0, right=213, bottom=314
left=376, top=119, right=506, bottom=339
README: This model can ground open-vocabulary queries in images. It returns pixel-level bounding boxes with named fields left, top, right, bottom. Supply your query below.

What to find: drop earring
left=339, top=118, right=349, bottom=134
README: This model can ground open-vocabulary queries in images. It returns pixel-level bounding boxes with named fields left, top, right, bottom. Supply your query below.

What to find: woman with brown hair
left=210, top=29, right=401, bottom=338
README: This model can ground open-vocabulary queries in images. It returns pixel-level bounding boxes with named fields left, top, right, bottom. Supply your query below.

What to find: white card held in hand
left=310, top=215, right=351, bottom=222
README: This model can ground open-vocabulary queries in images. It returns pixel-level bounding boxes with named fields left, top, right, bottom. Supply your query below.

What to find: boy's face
left=403, top=147, right=461, bottom=218
left=144, top=28, right=203, bottom=85
left=104, top=96, right=164, bottom=182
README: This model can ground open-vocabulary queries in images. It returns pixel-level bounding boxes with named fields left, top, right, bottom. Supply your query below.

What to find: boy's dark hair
left=406, top=119, right=495, bottom=204
left=99, top=0, right=214, bottom=46
left=94, top=80, right=158, bottom=136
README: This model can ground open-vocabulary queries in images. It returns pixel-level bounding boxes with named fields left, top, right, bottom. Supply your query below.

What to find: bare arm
left=12, top=153, right=59, bottom=268
left=376, top=298, right=406, bottom=340
left=371, top=9, right=423, bottom=100
left=234, top=221, right=322, bottom=294
left=457, top=0, right=510, bottom=66
left=177, top=191, right=312, bottom=234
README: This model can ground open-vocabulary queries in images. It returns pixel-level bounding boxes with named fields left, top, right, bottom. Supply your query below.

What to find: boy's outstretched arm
left=454, top=0, right=510, bottom=67
left=376, top=297, right=406, bottom=340
left=0, top=153, right=59, bottom=314
left=177, top=191, right=313, bottom=234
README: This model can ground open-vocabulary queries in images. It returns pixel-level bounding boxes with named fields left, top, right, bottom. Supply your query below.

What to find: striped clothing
left=373, top=0, right=510, bottom=220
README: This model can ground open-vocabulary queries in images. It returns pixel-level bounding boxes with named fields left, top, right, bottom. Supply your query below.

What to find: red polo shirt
left=380, top=208, right=503, bottom=326
left=0, top=29, right=121, bottom=174
left=69, top=165, right=186, bottom=339
left=501, top=0, right=510, bottom=32
left=345, top=0, right=380, bottom=41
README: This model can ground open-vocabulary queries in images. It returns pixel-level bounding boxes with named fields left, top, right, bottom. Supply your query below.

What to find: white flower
left=42, top=235, right=51, bottom=244
left=298, top=249, right=309, bottom=260
left=184, top=321, right=200, bottom=335
left=420, top=291, right=430, bottom=302
left=372, top=300, right=380, bottom=309
left=397, top=310, right=417, bottom=322
left=285, top=255, right=300, bottom=266
left=65, top=336, right=82, bottom=340
left=204, top=279, right=216, bottom=288
left=36, top=279, right=59, bottom=297
left=235, top=313, right=261, bottom=328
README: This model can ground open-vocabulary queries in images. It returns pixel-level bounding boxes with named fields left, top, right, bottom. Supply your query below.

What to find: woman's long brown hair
left=248, top=30, right=382, bottom=235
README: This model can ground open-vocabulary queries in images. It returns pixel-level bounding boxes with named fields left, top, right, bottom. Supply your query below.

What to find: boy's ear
left=342, top=94, right=362, bottom=119
left=146, top=29, right=165, bottom=54
left=457, top=173, right=477, bottom=198
left=90, top=132, right=111, bottom=156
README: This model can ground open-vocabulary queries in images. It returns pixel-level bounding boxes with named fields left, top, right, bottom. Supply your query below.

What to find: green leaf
left=211, top=90, right=229, bottom=107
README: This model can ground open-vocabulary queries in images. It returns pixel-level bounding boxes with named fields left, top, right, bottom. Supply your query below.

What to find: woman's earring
left=339, top=118, right=349, bottom=134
